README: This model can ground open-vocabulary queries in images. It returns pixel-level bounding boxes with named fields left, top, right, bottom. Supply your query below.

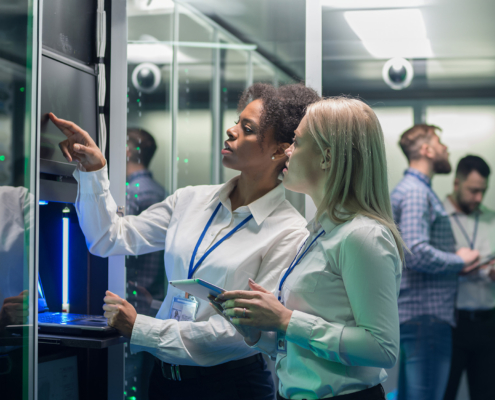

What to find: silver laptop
left=37, top=276, right=116, bottom=336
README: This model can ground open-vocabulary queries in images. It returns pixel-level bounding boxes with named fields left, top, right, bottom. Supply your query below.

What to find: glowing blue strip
left=62, top=218, right=69, bottom=306
left=39, top=201, right=48, bottom=205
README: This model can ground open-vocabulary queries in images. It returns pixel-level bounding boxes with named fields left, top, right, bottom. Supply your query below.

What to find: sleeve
left=73, top=165, right=178, bottom=257
left=284, top=226, right=401, bottom=369
left=130, top=228, right=308, bottom=366
left=249, top=331, right=278, bottom=359
left=399, top=188, right=464, bottom=274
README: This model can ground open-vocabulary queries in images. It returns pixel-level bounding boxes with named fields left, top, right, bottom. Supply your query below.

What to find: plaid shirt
left=126, top=170, right=167, bottom=315
left=391, top=168, right=464, bottom=326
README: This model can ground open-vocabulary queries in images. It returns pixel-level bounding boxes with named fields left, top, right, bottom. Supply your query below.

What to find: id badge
left=168, top=296, right=199, bottom=322
left=277, top=331, right=287, bottom=353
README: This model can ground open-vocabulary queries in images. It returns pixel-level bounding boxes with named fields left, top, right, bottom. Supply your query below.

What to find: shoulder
left=339, top=216, right=398, bottom=256
left=269, top=199, right=307, bottom=229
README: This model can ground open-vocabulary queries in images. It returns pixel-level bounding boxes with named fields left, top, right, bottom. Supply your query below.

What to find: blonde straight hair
left=306, top=97, right=405, bottom=261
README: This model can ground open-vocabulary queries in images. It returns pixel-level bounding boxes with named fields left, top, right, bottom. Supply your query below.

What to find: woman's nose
left=285, top=144, right=293, bottom=157
left=226, top=126, right=236, bottom=139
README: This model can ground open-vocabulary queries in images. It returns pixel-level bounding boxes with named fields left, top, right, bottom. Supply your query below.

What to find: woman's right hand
left=209, top=296, right=262, bottom=346
left=49, top=113, right=106, bottom=172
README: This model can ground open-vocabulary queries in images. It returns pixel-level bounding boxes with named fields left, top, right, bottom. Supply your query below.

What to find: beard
left=455, top=192, right=479, bottom=214
left=433, top=157, right=452, bottom=174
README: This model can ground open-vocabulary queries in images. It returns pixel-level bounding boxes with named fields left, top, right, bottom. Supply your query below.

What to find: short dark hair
left=399, top=124, right=442, bottom=161
left=127, top=127, right=157, bottom=168
left=237, top=82, right=320, bottom=145
left=456, top=155, right=491, bottom=180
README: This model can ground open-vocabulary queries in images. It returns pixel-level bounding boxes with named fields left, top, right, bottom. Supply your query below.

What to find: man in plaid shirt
left=391, top=124, right=479, bottom=400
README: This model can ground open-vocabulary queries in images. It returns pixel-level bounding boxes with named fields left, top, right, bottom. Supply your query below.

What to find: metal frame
left=304, top=0, right=322, bottom=221
left=107, top=0, right=128, bottom=398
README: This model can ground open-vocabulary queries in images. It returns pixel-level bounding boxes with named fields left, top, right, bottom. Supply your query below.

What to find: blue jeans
left=398, top=316, right=452, bottom=400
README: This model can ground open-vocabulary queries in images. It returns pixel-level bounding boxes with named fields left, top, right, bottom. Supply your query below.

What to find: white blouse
left=73, top=166, right=308, bottom=366
left=252, top=214, right=402, bottom=399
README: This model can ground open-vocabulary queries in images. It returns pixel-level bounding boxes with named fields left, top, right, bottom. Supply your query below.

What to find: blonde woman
left=215, top=98, right=404, bottom=399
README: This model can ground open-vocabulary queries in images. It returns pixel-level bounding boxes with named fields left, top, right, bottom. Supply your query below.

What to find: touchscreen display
left=40, top=55, right=97, bottom=173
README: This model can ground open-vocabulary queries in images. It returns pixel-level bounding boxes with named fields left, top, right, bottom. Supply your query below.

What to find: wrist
left=278, top=309, right=293, bottom=333
left=85, top=159, right=106, bottom=172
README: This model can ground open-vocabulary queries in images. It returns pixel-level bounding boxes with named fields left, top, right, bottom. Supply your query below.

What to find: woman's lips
left=221, top=148, right=233, bottom=155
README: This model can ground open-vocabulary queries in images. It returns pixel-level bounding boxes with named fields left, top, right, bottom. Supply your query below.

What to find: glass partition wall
left=0, top=0, right=39, bottom=399
left=125, top=2, right=294, bottom=398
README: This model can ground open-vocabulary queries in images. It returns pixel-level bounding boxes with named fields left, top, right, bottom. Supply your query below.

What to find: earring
left=271, top=156, right=275, bottom=160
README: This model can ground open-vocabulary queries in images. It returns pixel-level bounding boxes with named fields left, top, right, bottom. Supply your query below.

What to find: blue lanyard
left=188, top=203, right=253, bottom=279
left=452, top=212, right=479, bottom=250
left=404, top=170, right=442, bottom=204
left=278, top=230, right=326, bottom=301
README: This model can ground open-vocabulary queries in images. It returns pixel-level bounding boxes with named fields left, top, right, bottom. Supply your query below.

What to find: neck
left=409, top=159, right=434, bottom=179
left=126, top=163, right=146, bottom=177
left=448, top=194, right=463, bottom=213
left=229, top=169, right=280, bottom=211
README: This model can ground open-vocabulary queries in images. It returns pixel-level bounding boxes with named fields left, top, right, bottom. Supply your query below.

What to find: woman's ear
left=320, top=148, right=331, bottom=170
left=272, top=142, right=290, bottom=160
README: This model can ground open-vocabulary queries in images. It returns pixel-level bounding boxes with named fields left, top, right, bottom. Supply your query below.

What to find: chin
left=221, top=158, right=241, bottom=171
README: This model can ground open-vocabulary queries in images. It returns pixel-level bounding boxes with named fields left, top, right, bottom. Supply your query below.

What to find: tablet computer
left=169, top=279, right=225, bottom=302
left=478, top=253, right=495, bottom=267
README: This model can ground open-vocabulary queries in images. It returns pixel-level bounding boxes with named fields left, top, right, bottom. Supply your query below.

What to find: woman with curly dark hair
left=48, top=82, right=320, bottom=400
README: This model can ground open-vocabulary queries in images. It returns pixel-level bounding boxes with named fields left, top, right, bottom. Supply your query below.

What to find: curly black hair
left=237, top=82, right=320, bottom=145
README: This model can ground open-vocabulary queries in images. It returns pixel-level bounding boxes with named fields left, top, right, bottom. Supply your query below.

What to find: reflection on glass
left=0, top=0, right=36, bottom=398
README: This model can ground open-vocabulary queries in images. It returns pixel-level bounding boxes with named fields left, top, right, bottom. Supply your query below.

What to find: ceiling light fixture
left=322, top=0, right=428, bottom=9
left=344, top=8, right=433, bottom=58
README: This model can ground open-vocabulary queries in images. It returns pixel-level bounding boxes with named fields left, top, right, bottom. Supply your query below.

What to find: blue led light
left=62, top=218, right=69, bottom=310
left=39, top=201, right=49, bottom=205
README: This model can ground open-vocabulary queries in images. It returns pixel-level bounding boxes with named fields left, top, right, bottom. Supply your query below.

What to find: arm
left=74, top=165, right=177, bottom=257
left=285, top=227, right=401, bottom=368
left=399, top=188, right=464, bottom=274
left=130, top=228, right=308, bottom=366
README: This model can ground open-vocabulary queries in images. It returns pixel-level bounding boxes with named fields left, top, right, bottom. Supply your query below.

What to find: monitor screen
left=40, top=55, right=98, bottom=176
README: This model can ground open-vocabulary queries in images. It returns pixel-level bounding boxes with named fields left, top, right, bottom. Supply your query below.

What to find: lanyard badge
left=169, top=203, right=253, bottom=322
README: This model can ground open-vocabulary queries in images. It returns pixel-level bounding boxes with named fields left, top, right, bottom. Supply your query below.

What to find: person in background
left=443, top=155, right=495, bottom=400
left=216, top=97, right=404, bottom=400
left=125, top=128, right=167, bottom=400
left=391, top=125, right=479, bottom=400
left=125, top=127, right=167, bottom=315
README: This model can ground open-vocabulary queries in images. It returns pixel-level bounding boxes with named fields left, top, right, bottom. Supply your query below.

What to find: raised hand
left=49, top=113, right=106, bottom=172
left=0, top=290, right=29, bottom=330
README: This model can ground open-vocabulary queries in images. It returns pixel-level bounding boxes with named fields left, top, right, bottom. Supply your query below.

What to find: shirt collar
left=205, top=175, right=287, bottom=225
left=306, top=212, right=339, bottom=235
left=405, top=167, right=431, bottom=187
left=127, top=169, right=152, bottom=182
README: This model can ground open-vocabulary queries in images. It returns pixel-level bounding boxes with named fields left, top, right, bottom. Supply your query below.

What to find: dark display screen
left=42, top=0, right=97, bottom=65
left=40, top=55, right=97, bottom=174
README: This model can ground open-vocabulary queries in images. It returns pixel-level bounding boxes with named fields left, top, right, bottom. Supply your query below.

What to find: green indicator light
left=0, top=155, right=5, bottom=161
left=123, top=392, right=127, bottom=396
left=132, top=291, right=137, bottom=296
left=222, top=87, right=227, bottom=93
left=126, top=182, right=129, bottom=186
left=125, top=192, right=128, bottom=196
left=136, top=147, right=140, bottom=150
left=132, top=387, right=137, bottom=391
left=136, top=99, right=140, bottom=102
left=134, top=194, right=138, bottom=198
left=184, top=159, right=189, bottom=163
left=129, top=397, right=137, bottom=400
left=135, top=183, right=139, bottom=187
left=184, top=69, right=188, bottom=73
left=127, top=94, right=129, bottom=98
left=20, top=87, right=25, bottom=92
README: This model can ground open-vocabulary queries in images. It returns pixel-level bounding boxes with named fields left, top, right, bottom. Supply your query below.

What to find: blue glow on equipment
left=62, top=217, right=70, bottom=312
left=39, top=201, right=49, bottom=205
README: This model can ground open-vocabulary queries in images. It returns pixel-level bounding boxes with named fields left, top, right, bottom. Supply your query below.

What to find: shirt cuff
left=285, top=309, right=319, bottom=347
left=248, top=331, right=277, bottom=358
left=73, top=164, right=109, bottom=195
left=130, top=314, right=161, bottom=355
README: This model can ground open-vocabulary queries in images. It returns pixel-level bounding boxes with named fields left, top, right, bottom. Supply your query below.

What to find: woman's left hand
left=218, top=279, right=293, bottom=333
